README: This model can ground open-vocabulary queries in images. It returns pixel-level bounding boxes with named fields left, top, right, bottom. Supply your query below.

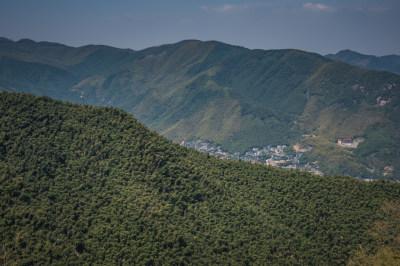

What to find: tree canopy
left=1, top=92, right=399, bottom=265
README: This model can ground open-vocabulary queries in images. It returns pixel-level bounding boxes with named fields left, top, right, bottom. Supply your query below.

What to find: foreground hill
left=1, top=92, right=400, bottom=264
left=326, top=50, right=400, bottom=74
left=1, top=38, right=400, bottom=179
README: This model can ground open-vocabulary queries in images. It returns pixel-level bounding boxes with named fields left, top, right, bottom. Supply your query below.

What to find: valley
left=2, top=1, right=400, bottom=264
left=1, top=37, right=400, bottom=179
left=182, top=139, right=324, bottom=176
left=1, top=92, right=399, bottom=264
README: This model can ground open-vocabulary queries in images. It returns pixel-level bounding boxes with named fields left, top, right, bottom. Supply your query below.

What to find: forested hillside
left=1, top=38, right=400, bottom=179
left=1, top=92, right=399, bottom=264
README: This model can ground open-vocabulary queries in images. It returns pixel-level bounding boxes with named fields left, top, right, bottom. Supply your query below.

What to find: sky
left=0, top=0, right=399, bottom=56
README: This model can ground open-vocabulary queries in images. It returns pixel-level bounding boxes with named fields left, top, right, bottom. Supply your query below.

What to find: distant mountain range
left=1, top=37, right=400, bottom=179
left=326, top=50, right=400, bottom=74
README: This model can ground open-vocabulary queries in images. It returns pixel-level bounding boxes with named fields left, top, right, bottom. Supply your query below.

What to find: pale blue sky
left=0, top=0, right=399, bottom=55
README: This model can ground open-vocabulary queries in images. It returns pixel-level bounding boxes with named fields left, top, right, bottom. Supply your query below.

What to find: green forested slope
left=299, top=61, right=400, bottom=178
left=1, top=92, right=400, bottom=265
left=1, top=38, right=400, bottom=179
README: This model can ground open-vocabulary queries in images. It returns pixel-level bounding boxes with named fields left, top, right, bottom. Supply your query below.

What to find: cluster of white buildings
left=181, top=139, right=324, bottom=175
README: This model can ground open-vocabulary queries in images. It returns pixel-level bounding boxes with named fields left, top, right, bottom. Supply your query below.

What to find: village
left=181, top=139, right=324, bottom=176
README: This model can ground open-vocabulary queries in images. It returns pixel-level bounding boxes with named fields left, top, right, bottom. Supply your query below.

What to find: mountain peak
left=0, top=37, right=13, bottom=43
left=326, top=49, right=400, bottom=74
left=38, top=41, right=67, bottom=47
left=17, top=38, right=37, bottom=45
left=1, top=39, right=400, bottom=179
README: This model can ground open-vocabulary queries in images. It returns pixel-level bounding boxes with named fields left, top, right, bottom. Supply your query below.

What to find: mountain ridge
left=1, top=91, right=400, bottom=264
left=326, top=49, right=400, bottom=74
left=1, top=38, right=400, bottom=179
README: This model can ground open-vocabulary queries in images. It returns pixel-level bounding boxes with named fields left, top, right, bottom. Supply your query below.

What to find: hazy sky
left=1, top=0, right=399, bottom=56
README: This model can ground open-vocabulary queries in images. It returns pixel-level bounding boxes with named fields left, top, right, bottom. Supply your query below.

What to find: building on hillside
left=265, top=157, right=286, bottom=166
left=337, top=137, right=365, bottom=148
left=338, top=138, right=353, bottom=146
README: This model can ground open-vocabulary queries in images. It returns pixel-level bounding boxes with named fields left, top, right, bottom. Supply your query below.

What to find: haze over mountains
left=326, top=50, right=400, bottom=75
left=1, top=37, right=400, bottom=179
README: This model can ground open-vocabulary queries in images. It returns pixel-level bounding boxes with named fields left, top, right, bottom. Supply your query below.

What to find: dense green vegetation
left=1, top=92, right=400, bottom=264
left=1, top=37, right=400, bottom=179
left=348, top=201, right=400, bottom=265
